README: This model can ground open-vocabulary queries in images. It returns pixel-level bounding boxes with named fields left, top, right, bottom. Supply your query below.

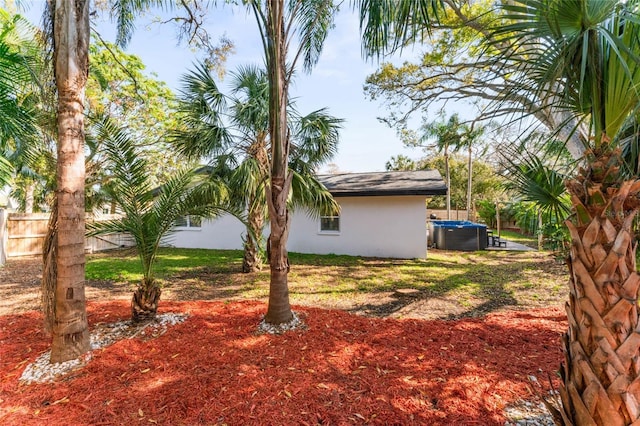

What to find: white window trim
left=174, top=215, right=202, bottom=230
left=318, top=215, right=340, bottom=235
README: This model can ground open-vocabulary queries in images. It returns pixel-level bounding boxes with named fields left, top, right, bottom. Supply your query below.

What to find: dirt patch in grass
left=0, top=248, right=568, bottom=319
left=0, top=300, right=565, bottom=425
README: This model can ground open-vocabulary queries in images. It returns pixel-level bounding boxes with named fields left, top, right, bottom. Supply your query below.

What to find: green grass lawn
left=86, top=246, right=567, bottom=320
left=490, top=229, right=538, bottom=248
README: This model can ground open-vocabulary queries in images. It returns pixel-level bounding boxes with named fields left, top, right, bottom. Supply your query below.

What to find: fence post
left=0, top=209, right=6, bottom=265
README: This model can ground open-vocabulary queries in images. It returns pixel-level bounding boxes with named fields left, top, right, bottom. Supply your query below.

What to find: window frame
left=175, top=215, right=202, bottom=229
left=319, top=215, right=340, bottom=235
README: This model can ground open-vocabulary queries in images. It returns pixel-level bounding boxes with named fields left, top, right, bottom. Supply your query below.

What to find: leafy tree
left=475, top=199, right=498, bottom=228
left=385, top=154, right=417, bottom=171
left=85, top=40, right=180, bottom=212
left=402, top=113, right=488, bottom=220
left=416, top=154, right=502, bottom=212
left=5, top=37, right=182, bottom=214
left=87, top=40, right=178, bottom=144
left=171, top=63, right=340, bottom=273
left=362, top=0, right=586, bottom=159
left=87, top=119, right=233, bottom=322
left=492, top=0, right=640, bottom=422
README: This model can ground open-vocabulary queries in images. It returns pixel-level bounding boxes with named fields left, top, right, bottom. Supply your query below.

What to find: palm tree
left=412, top=113, right=466, bottom=220
left=235, top=0, right=339, bottom=325
left=42, top=0, right=168, bottom=362
left=0, top=10, right=40, bottom=189
left=41, top=0, right=93, bottom=363
left=499, top=142, right=572, bottom=249
left=172, top=63, right=340, bottom=273
left=459, top=121, right=486, bottom=222
left=494, top=0, right=640, bottom=423
left=87, top=119, right=234, bottom=322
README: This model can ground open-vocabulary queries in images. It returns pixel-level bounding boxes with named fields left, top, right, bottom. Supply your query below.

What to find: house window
left=175, top=215, right=202, bottom=228
left=320, top=216, right=340, bottom=233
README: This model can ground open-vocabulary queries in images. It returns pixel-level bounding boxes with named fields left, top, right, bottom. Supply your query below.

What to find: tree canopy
left=363, top=0, right=586, bottom=159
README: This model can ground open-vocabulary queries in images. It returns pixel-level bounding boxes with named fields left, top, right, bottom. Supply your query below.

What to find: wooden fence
left=427, top=209, right=477, bottom=222
left=4, top=212, right=134, bottom=258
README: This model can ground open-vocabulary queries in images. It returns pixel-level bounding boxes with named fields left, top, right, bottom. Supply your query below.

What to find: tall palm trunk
left=537, top=210, right=543, bottom=251
left=466, top=144, right=472, bottom=221
left=49, top=0, right=90, bottom=363
left=25, top=181, right=35, bottom=213
left=264, top=0, right=293, bottom=325
left=444, top=145, right=451, bottom=220
left=557, top=145, right=640, bottom=424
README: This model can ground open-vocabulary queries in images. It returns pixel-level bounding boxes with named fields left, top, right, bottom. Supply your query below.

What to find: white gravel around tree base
left=19, top=313, right=188, bottom=384
left=504, top=399, right=555, bottom=426
left=257, top=311, right=304, bottom=334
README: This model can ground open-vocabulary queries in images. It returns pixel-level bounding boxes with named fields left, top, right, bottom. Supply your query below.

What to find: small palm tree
left=172, top=63, right=341, bottom=273
left=87, top=119, right=234, bottom=322
left=499, top=141, right=573, bottom=249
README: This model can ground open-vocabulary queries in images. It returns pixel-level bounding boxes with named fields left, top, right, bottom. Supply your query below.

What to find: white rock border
left=257, top=311, right=305, bottom=334
left=19, top=312, right=189, bottom=384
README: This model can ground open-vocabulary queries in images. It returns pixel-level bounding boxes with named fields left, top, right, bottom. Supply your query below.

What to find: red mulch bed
left=0, top=300, right=565, bottom=425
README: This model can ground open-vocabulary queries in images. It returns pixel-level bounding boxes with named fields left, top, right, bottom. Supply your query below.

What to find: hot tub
left=429, top=220, right=488, bottom=251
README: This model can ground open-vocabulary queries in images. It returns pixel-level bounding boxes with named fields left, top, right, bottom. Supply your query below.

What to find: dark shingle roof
left=318, top=170, right=447, bottom=197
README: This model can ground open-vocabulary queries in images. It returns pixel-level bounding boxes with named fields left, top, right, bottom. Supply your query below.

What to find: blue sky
left=24, top=2, right=426, bottom=173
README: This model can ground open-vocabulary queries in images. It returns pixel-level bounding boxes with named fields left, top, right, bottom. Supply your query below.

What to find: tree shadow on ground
left=0, top=300, right=566, bottom=425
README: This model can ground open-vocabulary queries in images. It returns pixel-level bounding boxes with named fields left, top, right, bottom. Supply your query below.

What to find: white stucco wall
left=288, top=196, right=427, bottom=259
left=169, top=195, right=428, bottom=259
left=166, top=214, right=249, bottom=250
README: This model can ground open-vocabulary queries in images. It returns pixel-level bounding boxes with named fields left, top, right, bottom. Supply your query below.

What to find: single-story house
left=168, top=170, right=447, bottom=259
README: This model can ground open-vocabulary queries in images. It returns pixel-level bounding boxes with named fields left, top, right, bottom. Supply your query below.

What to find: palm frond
left=290, top=107, right=342, bottom=167
left=491, top=0, right=640, bottom=148
left=289, top=170, right=339, bottom=218
left=110, top=0, right=168, bottom=48
left=500, top=143, right=572, bottom=223
left=229, top=64, right=270, bottom=133
left=356, top=0, right=443, bottom=57
left=171, top=61, right=232, bottom=160
left=0, top=154, right=13, bottom=187
left=88, top=118, right=233, bottom=283
left=293, top=0, right=338, bottom=71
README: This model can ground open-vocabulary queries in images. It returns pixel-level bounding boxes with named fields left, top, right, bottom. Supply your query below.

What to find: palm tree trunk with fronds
left=264, top=0, right=294, bottom=325
left=556, top=145, right=640, bottom=424
left=243, top=136, right=269, bottom=273
left=49, top=0, right=91, bottom=363
left=131, top=278, right=162, bottom=323
left=243, top=199, right=265, bottom=273
left=537, top=210, right=543, bottom=251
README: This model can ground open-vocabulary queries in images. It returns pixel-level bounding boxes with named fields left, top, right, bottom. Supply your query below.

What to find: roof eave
left=330, top=189, right=447, bottom=197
